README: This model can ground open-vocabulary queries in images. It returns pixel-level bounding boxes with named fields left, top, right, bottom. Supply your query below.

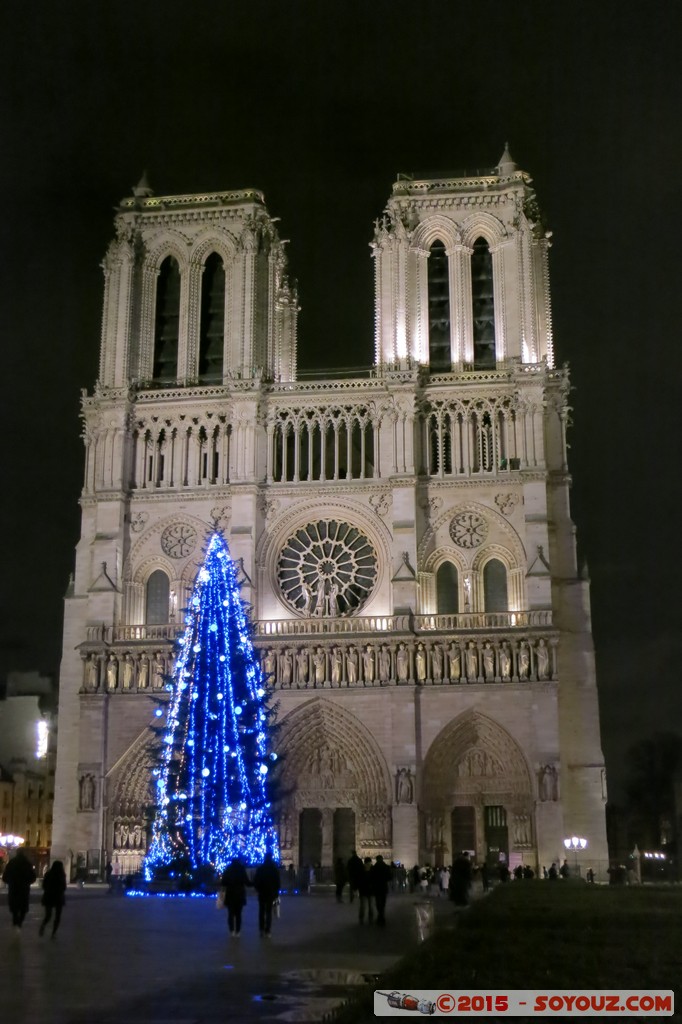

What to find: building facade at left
left=0, top=672, right=56, bottom=876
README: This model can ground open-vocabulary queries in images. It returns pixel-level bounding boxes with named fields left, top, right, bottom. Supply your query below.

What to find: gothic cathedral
left=52, top=148, right=609, bottom=879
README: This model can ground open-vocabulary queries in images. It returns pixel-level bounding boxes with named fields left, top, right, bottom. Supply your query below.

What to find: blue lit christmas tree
left=144, top=531, right=279, bottom=879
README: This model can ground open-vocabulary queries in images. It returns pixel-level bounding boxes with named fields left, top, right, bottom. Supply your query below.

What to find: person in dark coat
left=370, top=855, right=392, bottom=926
left=346, top=851, right=363, bottom=903
left=357, top=857, right=374, bottom=924
left=39, top=860, right=67, bottom=937
left=253, top=852, right=280, bottom=937
left=449, top=852, right=473, bottom=906
left=2, top=849, right=36, bottom=930
left=334, top=857, right=348, bottom=903
left=480, top=862, right=490, bottom=892
left=220, top=858, right=250, bottom=936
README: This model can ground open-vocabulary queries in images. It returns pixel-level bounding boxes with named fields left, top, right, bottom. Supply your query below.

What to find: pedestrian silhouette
left=253, top=853, right=280, bottom=937
left=39, top=860, right=67, bottom=937
left=2, top=849, right=36, bottom=931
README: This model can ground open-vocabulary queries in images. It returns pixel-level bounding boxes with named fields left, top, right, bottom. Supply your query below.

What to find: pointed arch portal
left=421, top=711, right=534, bottom=869
left=275, top=698, right=392, bottom=868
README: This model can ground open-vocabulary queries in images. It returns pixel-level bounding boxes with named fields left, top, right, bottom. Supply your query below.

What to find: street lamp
left=563, top=836, right=587, bottom=877
left=0, top=834, right=25, bottom=848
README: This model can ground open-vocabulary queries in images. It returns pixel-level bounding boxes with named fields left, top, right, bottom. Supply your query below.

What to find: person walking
left=357, top=857, right=374, bottom=924
left=39, top=860, right=67, bottom=938
left=2, top=848, right=36, bottom=931
left=220, top=857, right=250, bottom=937
left=449, top=851, right=473, bottom=906
left=370, top=854, right=391, bottom=926
left=346, top=850, right=363, bottom=904
left=334, top=856, right=348, bottom=903
left=480, top=861, right=490, bottom=892
left=253, top=852, right=280, bottom=938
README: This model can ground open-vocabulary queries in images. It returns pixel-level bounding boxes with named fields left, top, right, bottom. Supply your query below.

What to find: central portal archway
left=276, top=698, right=392, bottom=869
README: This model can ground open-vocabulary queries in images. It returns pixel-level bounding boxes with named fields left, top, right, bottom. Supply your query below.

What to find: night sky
left=2, top=1, right=680, bottom=797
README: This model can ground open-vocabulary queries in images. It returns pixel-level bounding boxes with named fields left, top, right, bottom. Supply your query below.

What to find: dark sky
left=1, top=0, right=680, bottom=796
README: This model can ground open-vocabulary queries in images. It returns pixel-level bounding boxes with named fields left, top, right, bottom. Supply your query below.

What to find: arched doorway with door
left=421, top=710, right=534, bottom=871
left=275, top=698, right=393, bottom=872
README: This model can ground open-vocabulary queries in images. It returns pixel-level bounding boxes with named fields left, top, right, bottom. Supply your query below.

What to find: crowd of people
left=4, top=844, right=589, bottom=942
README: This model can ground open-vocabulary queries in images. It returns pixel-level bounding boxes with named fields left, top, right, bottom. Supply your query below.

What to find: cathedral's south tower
left=53, top=154, right=608, bottom=881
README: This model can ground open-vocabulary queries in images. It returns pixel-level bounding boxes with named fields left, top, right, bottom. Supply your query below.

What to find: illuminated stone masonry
left=53, top=151, right=608, bottom=880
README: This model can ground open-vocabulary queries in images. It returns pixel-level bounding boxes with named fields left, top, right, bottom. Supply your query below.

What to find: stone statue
left=106, top=655, right=118, bottom=691
left=86, top=654, right=99, bottom=691
left=137, top=653, right=149, bottom=689
left=465, top=642, right=478, bottom=682
left=328, top=581, right=339, bottom=617
left=331, top=646, right=342, bottom=685
left=448, top=643, right=461, bottom=681
left=517, top=642, right=529, bottom=680
left=499, top=643, right=511, bottom=681
left=314, top=578, right=326, bottom=617
left=482, top=642, right=495, bottom=680
left=431, top=644, right=443, bottom=683
left=321, top=748, right=334, bottom=787
left=540, top=764, right=558, bottom=801
left=312, top=647, right=326, bottom=686
left=263, top=648, right=277, bottom=683
left=396, top=643, right=409, bottom=682
left=535, top=638, right=550, bottom=679
left=513, top=813, right=531, bottom=846
left=279, top=812, right=292, bottom=847
left=152, top=652, right=165, bottom=689
left=121, top=653, right=134, bottom=690
left=79, top=774, right=95, bottom=811
left=396, top=767, right=414, bottom=805
left=296, top=649, right=309, bottom=685
left=362, top=645, right=375, bottom=684
left=346, top=646, right=358, bottom=684
left=378, top=645, right=391, bottom=683
left=415, top=643, right=427, bottom=682
left=301, top=581, right=313, bottom=616
left=281, top=649, right=293, bottom=687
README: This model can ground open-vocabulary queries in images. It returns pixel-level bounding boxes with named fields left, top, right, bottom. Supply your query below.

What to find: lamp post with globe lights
left=563, top=835, right=587, bottom=877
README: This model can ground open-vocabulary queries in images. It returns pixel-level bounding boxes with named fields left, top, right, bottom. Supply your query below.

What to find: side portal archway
left=421, top=711, right=534, bottom=869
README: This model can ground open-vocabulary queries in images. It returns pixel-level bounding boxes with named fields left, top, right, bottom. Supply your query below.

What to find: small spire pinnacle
left=496, top=142, right=517, bottom=177
left=132, top=171, right=154, bottom=198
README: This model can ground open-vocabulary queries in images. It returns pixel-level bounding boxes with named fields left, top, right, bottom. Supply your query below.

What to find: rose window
left=278, top=520, right=378, bottom=617
left=449, top=511, right=488, bottom=548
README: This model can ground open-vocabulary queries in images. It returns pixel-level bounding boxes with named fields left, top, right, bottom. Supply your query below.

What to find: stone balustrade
left=85, top=610, right=551, bottom=648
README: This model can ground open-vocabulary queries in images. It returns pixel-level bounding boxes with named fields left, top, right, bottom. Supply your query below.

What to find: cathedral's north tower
left=52, top=154, right=608, bottom=881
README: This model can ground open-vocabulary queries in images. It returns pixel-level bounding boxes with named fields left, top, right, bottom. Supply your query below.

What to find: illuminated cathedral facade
left=52, top=148, right=609, bottom=879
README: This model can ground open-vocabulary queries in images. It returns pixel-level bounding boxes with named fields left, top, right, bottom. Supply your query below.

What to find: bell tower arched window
left=436, top=562, right=459, bottom=614
left=427, top=240, right=451, bottom=371
left=145, top=570, right=170, bottom=625
left=471, top=237, right=496, bottom=369
left=153, top=256, right=181, bottom=381
left=199, top=253, right=225, bottom=381
left=483, top=558, right=508, bottom=612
